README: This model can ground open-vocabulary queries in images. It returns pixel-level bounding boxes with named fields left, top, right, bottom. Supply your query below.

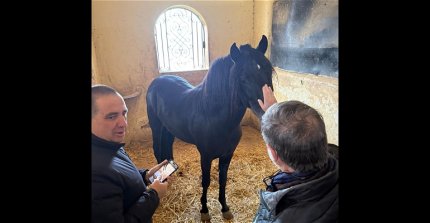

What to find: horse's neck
left=194, top=57, right=245, bottom=121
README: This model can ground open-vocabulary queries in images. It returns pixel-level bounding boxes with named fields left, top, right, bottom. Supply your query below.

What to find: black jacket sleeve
left=124, top=189, right=160, bottom=223
left=92, top=173, right=160, bottom=223
left=139, top=169, right=151, bottom=185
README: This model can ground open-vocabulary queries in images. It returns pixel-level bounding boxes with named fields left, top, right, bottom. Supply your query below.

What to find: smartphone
left=149, top=160, right=179, bottom=183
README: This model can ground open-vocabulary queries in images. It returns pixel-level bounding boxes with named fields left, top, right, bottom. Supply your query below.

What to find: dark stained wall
left=271, top=0, right=338, bottom=77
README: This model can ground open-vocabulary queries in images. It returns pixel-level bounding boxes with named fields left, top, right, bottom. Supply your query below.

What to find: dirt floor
left=126, top=125, right=277, bottom=223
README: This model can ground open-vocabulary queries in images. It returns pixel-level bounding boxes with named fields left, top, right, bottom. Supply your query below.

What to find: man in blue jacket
left=92, top=84, right=171, bottom=223
left=254, top=85, right=338, bottom=222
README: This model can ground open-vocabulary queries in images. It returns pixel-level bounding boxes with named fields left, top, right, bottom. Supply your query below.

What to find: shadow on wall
left=271, top=0, right=338, bottom=77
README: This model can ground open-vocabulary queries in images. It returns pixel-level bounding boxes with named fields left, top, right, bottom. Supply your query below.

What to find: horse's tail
left=146, top=82, right=175, bottom=163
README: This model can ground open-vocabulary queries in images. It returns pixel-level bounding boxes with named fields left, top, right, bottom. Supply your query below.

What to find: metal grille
left=155, top=7, right=208, bottom=72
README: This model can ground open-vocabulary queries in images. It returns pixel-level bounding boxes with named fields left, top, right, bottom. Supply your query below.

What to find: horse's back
left=148, top=75, right=193, bottom=95
left=147, top=74, right=195, bottom=109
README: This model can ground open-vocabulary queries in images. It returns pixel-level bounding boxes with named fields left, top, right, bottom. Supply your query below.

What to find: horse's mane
left=195, top=44, right=273, bottom=114
left=196, top=55, right=237, bottom=112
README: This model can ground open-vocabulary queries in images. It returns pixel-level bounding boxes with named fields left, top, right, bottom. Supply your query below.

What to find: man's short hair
left=261, top=100, right=328, bottom=172
left=91, top=84, right=120, bottom=118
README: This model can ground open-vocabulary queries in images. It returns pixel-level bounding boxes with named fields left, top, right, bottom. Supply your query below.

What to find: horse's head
left=230, top=35, right=274, bottom=119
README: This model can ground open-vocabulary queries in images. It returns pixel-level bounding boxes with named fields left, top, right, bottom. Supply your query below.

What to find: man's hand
left=150, top=179, right=169, bottom=199
left=258, top=84, right=277, bottom=112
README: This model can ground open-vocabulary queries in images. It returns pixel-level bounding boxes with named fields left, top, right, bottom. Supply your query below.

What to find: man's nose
left=118, top=115, right=127, bottom=127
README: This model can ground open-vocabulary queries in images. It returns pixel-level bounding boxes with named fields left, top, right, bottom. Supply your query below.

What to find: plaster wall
left=92, top=0, right=338, bottom=146
left=92, top=0, right=255, bottom=143
left=249, top=68, right=339, bottom=145
left=92, top=40, right=99, bottom=84
left=248, top=0, right=338, bottom=145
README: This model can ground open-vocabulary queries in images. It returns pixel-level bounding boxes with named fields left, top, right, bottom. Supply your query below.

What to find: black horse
left=146, top=35, right=274, bottom=220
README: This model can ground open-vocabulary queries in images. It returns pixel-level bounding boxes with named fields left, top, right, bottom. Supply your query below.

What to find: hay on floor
left=126, top=126, right=277, bottom=223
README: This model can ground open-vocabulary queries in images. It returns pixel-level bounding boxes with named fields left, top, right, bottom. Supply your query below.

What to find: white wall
left=92, top=0, right=255, bottom=143
left=92, top=0, right=338, bottom=145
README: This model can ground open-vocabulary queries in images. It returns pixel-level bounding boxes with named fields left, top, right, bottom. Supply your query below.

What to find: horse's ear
left=257, top=35, right=268, bottom=54
left=230, top=43, right=240, bottom=62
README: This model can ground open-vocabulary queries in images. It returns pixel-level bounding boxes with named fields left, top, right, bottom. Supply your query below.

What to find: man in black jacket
left=253, top=85, right=338, bottom=222
left=92, top=84, right=171, bottom=223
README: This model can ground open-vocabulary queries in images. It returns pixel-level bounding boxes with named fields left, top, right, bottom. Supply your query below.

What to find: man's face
left=92, top=93, right=128, bottom=143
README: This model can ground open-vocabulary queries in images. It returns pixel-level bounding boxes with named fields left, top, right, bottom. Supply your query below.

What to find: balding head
left=261, top=100, right=328, bottom=172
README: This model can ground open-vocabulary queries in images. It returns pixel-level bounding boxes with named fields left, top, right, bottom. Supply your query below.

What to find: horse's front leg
left=200, top=156, right=212, bottom=221
left=218, top=154, right=234, bottom=220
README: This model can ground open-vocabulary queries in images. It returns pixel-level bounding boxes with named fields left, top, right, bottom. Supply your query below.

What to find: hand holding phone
left=149, top=160, right=179, bottom=183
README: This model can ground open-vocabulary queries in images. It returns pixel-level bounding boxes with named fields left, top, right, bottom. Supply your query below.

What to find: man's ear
left=266, top=144, right=278, bottom=161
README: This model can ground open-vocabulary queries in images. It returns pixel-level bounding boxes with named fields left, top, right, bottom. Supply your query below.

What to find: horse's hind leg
left=218, top=153, right=234, bottom=220
left=160, top=127, right=174, bottom=161
left=147, top=108, right=174, bottom=163
left=148, top=107, right=162, bottom=163
left=199, top=155, right=213, bottom=221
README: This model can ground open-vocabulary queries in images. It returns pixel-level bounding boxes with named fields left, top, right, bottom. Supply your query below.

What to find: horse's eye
left=257, top=64, right=261, bottom=70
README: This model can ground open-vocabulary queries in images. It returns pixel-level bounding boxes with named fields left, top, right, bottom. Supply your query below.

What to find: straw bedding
left=126, top=126, right=277, bottom=223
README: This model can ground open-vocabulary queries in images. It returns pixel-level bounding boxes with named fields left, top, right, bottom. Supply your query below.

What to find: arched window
left=154, top=6, right=209, bottom=72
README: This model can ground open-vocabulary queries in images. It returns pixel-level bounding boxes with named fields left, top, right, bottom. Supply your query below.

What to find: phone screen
left=149, top=160, right=179, bottom=183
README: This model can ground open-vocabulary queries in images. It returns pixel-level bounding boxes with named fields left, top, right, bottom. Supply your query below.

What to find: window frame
left=154, top=5, right=209, bottom=73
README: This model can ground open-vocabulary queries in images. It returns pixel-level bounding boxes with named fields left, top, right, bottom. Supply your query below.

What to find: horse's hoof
left=201, top=212, right=211, bottom=221
left=222, top=210, right=234, bottom=220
